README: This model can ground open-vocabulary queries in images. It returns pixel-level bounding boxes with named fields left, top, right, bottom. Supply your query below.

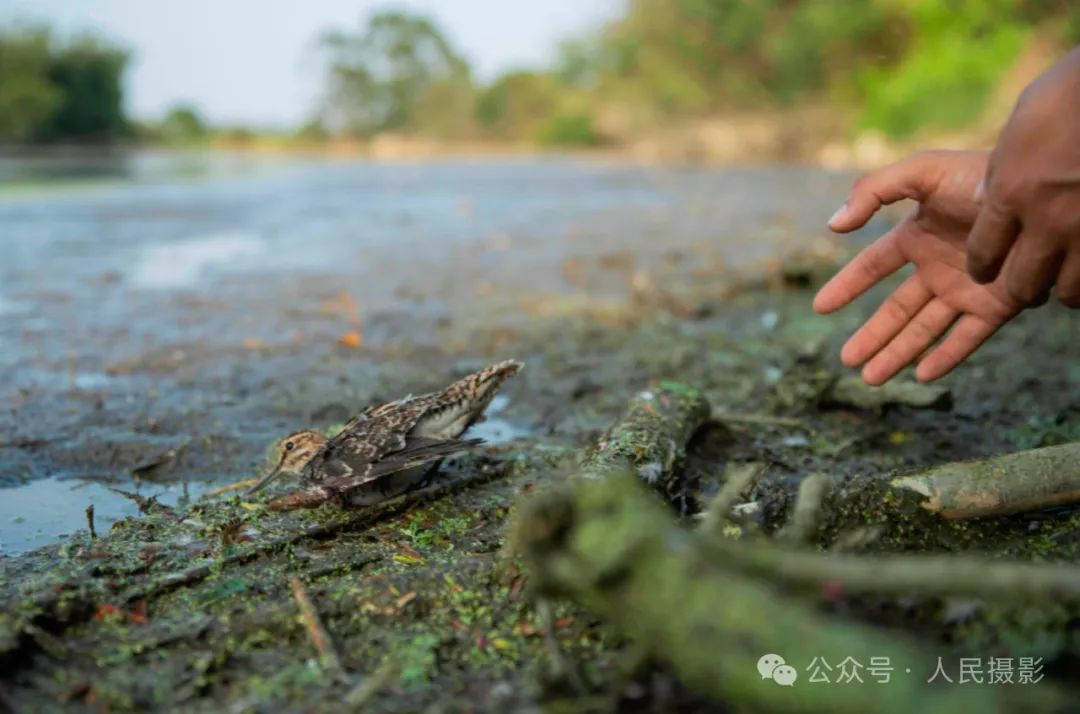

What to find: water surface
left=0, top=150, right=852, bottom=555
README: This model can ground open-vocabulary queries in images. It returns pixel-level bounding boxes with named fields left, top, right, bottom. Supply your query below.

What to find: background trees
left=4, top=2, right=1080, bottom=147
left=0, top=27, right=129, bottom=143
left=318, top=11, right=472, bottom=137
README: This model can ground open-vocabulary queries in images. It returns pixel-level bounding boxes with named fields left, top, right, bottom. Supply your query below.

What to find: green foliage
left=320, top=11, right=471, bottom=136
left=311, top=1, right=1080, bottom=145
left=41, top=35, right=129, bottom=141
left=0, top=28, right=62, bottom=142
left=475, top=71, right=561, bottom=139
left=560, top=0, right=1080, bottom=139
left=157, top=104, right=208, bottom=144
left=537, top=112, right=602, bottom=147
left=293, top=118, right=329, bottom=142
left=411, top=76, right=476, bottom=139
left=0, top=27, right=129, bottom=143
left=595, top=0, right=906, bottom=114
left=857, top=3, right=1029, bottom=137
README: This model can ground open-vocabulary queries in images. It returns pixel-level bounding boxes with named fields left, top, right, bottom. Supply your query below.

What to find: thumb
left=828, top=152, right=945, bottom=233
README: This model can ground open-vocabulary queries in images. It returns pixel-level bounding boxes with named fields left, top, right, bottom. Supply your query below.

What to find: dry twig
left=289, top=576, right=345, bottom=681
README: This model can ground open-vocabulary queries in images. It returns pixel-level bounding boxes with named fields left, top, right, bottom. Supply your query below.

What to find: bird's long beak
left=248, top=459, right=285, bottom=495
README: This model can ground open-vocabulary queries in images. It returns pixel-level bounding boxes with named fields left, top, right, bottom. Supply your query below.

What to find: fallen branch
left=890, top=442, right=1080, bottom=519
left=290, top=577, right=345, bottom=681
left=579, top=382, right=710, bottom=506
left=512, top=474, right=1067, bottom=713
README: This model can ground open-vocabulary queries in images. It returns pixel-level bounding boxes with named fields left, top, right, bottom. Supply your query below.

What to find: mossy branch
left=512, top=474, right=1068, bottom=713
left=578, top=382, right=710, bottom=504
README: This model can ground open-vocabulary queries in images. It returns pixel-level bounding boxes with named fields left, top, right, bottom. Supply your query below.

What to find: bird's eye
left=285, top=441, right=295, bottom=451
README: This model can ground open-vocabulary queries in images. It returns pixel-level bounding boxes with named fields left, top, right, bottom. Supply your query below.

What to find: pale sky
left=1, top=0, right=620, bottom=128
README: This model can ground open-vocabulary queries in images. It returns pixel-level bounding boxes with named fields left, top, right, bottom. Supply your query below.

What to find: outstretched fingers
left=861, top=299, right=960, bottom=386
left=828, top=152, right=943, bottom=233
left=840, top=274, right=932, bottom=367
left=915, top=316, right=1001, bottom=382
left=814, top=227, right=907, bottom=314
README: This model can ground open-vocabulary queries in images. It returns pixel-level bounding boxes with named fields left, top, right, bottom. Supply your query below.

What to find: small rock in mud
left=821, top=376, right=952, bottom=411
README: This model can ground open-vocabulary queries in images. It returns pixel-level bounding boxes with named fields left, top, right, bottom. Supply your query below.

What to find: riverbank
left=2, top=250, right=1078, bottom=711
left=1, top=156, right=1077, bottom=711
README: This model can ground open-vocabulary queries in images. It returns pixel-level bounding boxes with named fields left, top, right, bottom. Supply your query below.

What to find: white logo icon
left=772, top=664, right=798, bottom=686
left=757, top=654, right=798, bottom=686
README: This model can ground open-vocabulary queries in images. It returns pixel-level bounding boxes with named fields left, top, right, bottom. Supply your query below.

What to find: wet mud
left=1, top=156, right=1078, bottom=712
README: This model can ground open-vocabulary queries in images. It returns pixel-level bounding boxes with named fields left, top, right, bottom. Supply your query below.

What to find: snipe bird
left=249, top=360, right=522, bottom=508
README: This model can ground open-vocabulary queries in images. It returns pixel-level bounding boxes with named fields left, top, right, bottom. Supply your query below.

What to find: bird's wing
left=317, top=398, right=436, bottom=469
left=273, top=437, right=483, bottom=511
left=335, top=436, right=482, bottom=486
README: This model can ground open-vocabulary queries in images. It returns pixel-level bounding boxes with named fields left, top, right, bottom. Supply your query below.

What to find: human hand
left=814, top=151, right=1025, bottom=385
left=967, top=46, right=1080, bottom=307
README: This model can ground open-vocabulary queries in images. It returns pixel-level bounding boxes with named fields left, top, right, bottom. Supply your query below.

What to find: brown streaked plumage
left=250, top=360, right=523, bottom=509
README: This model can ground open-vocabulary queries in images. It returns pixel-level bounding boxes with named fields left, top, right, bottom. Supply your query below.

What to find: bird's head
left=248, top=430, right=328, bottom=494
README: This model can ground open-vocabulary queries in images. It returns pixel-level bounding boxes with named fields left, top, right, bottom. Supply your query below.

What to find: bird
left=249, top=359, right=523, bottom=509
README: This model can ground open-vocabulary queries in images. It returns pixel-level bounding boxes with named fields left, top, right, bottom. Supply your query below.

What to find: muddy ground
left=1, top=156, right=1079, bottom=712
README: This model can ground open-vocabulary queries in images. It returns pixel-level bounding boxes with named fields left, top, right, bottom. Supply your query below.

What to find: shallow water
left=0, top=151, right=853, bottom=555
left=0, top=475, right=214, bottom=555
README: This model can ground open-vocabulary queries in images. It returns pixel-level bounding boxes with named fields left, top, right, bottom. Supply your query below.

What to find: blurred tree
left=553, top=37, right=605, bottom=90
left=219, top=126, right=254, bottom=146
left=0, top=27, right=129, bottom=143
left=0, top=27, right=62, bottom=142
left=537, top=111, right=602, bottom=147
left=294, top=118, right=329, bottom=142
left=856, top=0, right=1029, bottom=137
left=598, top=0, right=906, bottom=115
left=475, top=71, right=561, bottom=139
left=319, top=11, right=471, bottom=136
left=314, top=1, right=1080, bottom=144
left=412, top=76, right=476, bottom=139
left=158, top=104, right=208, bottom=144
left=37, top=34, right=130, bottom=141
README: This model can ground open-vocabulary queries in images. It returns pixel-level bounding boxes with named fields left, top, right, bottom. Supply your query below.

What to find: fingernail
left=828, top=203, right=848, bottom=228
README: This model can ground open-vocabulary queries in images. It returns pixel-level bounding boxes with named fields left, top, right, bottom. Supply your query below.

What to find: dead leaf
left=338, top=330, right=363, bottom=348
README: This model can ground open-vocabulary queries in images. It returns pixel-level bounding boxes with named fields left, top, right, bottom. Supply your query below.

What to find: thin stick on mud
left=343, top=660, right=396, bottom=708
left=714, top=538, right=1080, bottom=603
left=779, top=472, right=828, bottom=543
left=85, top=504, right=96, bottom=540
left=890, top=441, right=1080, bottom=518
left=537, top=597, right=585, bottom=693
left=713, top=411, right=802, bottom=428
left=698, top=462, right=766, bottom=536
left=289, top=576, right=346, bottom=681
left=204, top=478, right=260, bottom=498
